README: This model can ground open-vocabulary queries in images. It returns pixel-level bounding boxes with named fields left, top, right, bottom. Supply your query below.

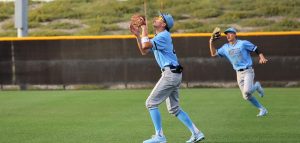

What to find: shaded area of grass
left=0, top=0, right=300, bottom=36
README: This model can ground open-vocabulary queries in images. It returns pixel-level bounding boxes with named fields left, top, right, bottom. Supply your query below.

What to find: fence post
left=11, top=41, right=16, bottom=85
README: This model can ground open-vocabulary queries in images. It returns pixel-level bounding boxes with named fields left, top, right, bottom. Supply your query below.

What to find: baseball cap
left=224, top=27, right=237, bottom=34
left=159, top=12, right=174, bottom=31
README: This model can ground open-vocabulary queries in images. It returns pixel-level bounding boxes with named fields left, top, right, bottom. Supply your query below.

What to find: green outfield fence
left=0, top=32, right=300, bottom=88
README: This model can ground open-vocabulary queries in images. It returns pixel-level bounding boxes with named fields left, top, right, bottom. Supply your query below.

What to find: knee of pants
left=167, top=106, right=181, bottom=116
left=145, top=98, right=158, bottom=109
left=242, top=92, right=252, bottom=100
left=244, top=89, right=252, bottom=95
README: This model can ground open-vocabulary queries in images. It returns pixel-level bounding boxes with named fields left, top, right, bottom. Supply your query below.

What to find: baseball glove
left=211, top=27, right=221, bottom=41
left=130, top=14, right=146, bottom=28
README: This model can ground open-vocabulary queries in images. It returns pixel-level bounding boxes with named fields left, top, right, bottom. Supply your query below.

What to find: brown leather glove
left=211, top=27, right=221, bottom=41
left=130, top=14, right=146, bottom=28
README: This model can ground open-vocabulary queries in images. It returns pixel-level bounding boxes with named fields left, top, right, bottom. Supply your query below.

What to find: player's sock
left=176, top=110, right=199, bottom=135
left=149, top=108, right=163, bottom=136
left=192, top=123, right=200, bottom=134
left=248, top=96, right=263, bottom=109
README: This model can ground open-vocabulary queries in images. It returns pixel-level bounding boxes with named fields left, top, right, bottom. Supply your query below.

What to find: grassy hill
left=0, top=0, right=300, bottom=37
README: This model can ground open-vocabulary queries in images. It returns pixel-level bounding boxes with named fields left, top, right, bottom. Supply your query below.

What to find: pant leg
left=165, top=73, right=201, bottom=135
left=146, top=69, right=181, bottom=109
left=237, top=69, right=256, bottom=100
left=165, top=71, right=182, bottom=116
left=237, top=69, right=264, bottom=109
left=243, top=69, right=256, bottom=98
left=166, top=86, right=181, bottom=116
left=237, top=70, right=247, bottom=100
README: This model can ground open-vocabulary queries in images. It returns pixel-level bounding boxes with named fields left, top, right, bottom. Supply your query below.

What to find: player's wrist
left=141, top=27, right=148, bottom=37
left=135, top=34, right=141, bottom=40
left=259, top=53, right=264, bottom=58
left=141, top=36, right=150, bottom=44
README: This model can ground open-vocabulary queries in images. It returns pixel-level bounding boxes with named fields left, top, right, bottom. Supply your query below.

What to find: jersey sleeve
left=243, top=40, right=257, bottom=52
left=150, top=34, right=167, bottom=50
left=216, top=45, right=225, bottom=57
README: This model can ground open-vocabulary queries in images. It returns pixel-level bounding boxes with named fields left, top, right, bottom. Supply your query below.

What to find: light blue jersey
left=150, top=30, right=179, bottom=69
left=217, top=39, right=257, bottom=71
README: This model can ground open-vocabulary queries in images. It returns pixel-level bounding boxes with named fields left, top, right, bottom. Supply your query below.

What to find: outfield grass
left=0, top=88, right=299, bottom=143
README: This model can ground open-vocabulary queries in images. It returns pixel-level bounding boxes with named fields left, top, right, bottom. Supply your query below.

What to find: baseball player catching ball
left=209, top=27, right=268, bottom=117
left=130, top=13, right=205, bottom=143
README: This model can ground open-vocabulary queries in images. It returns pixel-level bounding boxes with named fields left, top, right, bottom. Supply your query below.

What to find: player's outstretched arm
left=130, top=25, right=144, bottom=55
left=209, top=27, right=221, bottom=57
left=209, top=38, right=218, bottom=57
left=129, top=15, right=151, bottom=55
left=130, top=26, right=152, bottom=55
left=254, top=48, right=268, bottom=64
left=140, top=25, right=153, bottom=51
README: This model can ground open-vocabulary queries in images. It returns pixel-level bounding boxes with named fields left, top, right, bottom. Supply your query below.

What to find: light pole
left=14, top=0, right=28, bottom=37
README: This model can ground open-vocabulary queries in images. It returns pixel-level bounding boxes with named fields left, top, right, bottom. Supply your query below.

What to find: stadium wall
left=0, top=32, right=299, bottom=89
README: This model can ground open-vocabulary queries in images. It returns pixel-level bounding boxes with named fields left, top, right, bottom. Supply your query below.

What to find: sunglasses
left=154, top=16, right=165, bottom=22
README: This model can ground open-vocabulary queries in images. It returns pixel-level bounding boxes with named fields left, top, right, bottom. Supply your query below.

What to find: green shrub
left=215, top=11, right=258, bottom=24
left=275, top=19, right=300, bottom=29
left=265, top=19, right=300, bottom=31
left=102, top=24, right=121, bottom=31
left=0, top=2, right=14, bottom=21
left=240, top=18, right=274, bottom=27
left=29, top=29, right=71, bottom=36
left=0, top=14, right=10, bottom=21
left=181, top=21, right=203, bottom=29
left=254, top=0, right=300, bottom=16
left=289, top=8, right=300, bottom=17
left=193, top=8, right=223, bottom=18
left=259, top=6, right=292, bottom=16
left=1, top=21, right=14, bottom=29
left=48, top=22, right=81, bottom=29
left=76, top=22, right=104, bottom=35
left=29, top=1, right=83, bottom=22
left=29, top=21, right=41, bottom=28
left=222, top=0, right=256, bottom=11
left=192, top=24, right=225, bottom=33
left=0, top=31, right=16, bottom=37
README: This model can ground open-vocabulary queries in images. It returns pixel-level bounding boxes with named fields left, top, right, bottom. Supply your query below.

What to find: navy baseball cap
left=224, top=27, right=237, bottom=34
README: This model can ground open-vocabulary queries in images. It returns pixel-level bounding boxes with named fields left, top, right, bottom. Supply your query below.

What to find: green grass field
left=0, top=88, right=299, bottom=143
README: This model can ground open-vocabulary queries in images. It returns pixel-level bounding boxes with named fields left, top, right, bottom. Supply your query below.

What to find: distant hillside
left=0, top=0, right=300, bottom=37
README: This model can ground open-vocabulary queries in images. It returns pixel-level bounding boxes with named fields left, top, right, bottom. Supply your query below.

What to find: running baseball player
left=130, top=13, right=205, bottom=143
left=209, top=27, right=268, bottom=117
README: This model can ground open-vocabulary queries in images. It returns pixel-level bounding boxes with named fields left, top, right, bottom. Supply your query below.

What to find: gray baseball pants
left=236, top=68, right=257, bottom=100
left=145, top=67, right=182, bottom=116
